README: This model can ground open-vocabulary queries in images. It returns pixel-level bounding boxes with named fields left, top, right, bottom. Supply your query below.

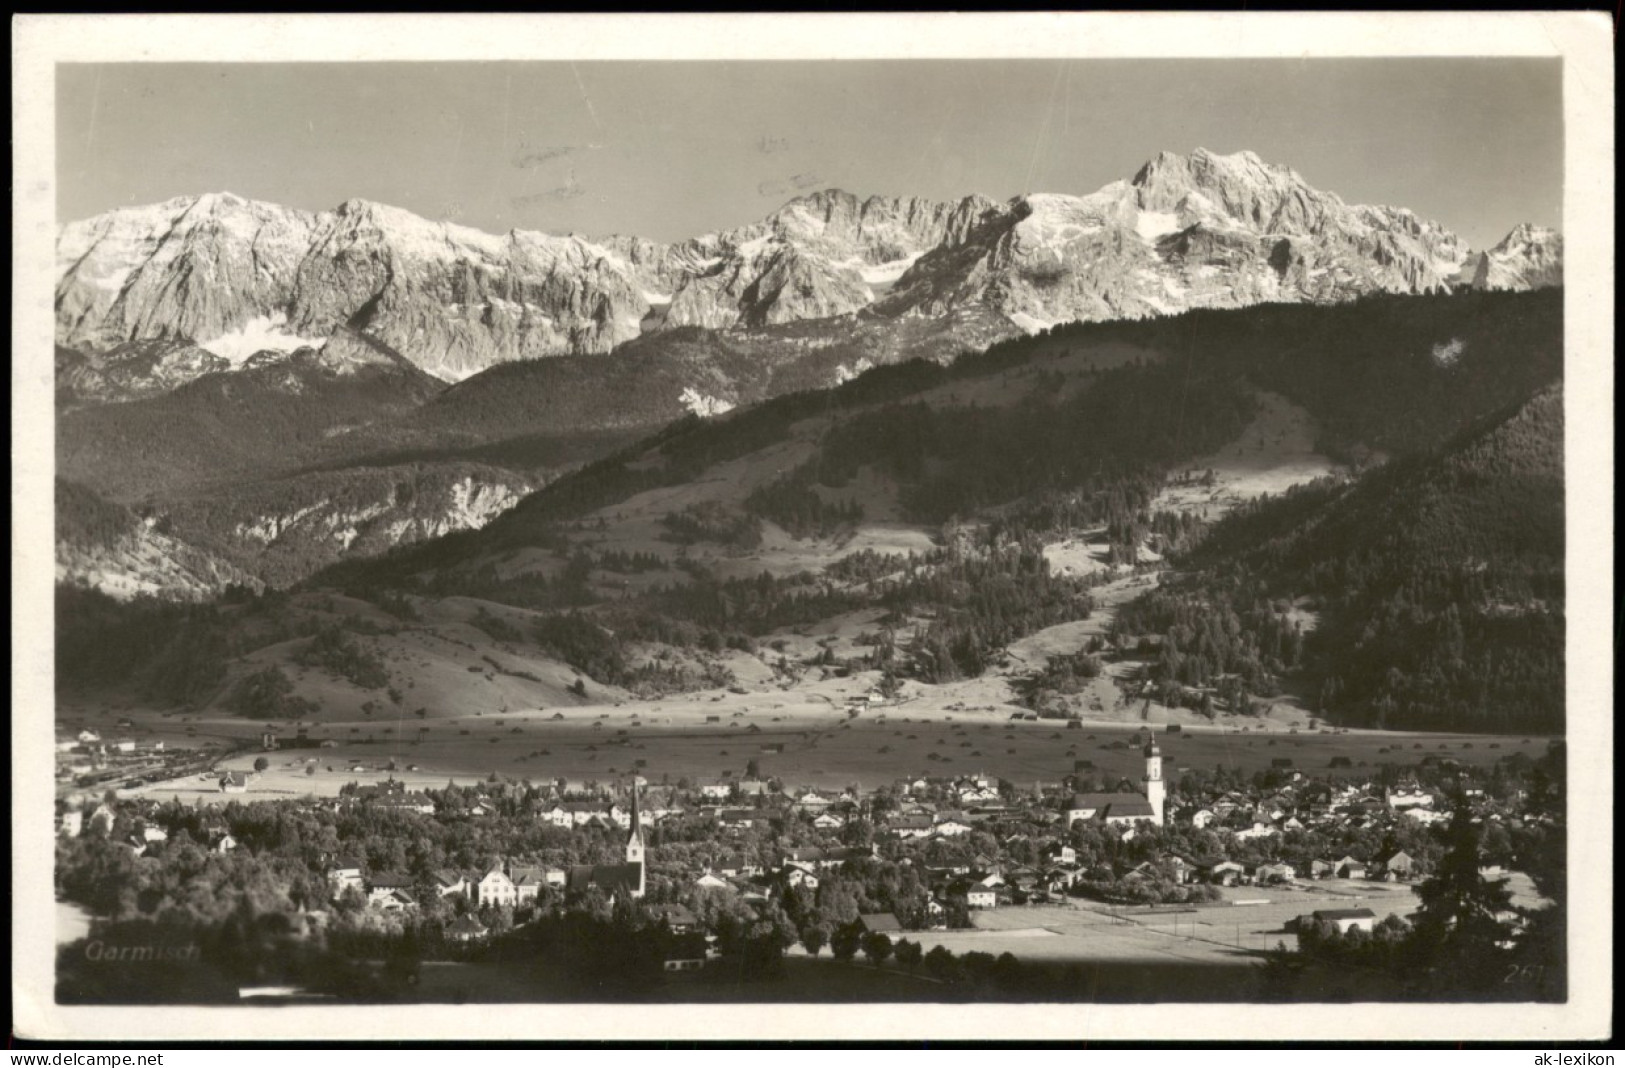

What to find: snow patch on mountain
left=859, top=254, right=924, bottom=286
left=56, top=158, right=1562, bottom=393
left=198, top=313, right=328, bottom=366
left=1135, top=210, right=1183, bottom=243
left=680, top=387, right=736, bottom=417
left=833, top=357, right=875, bottom=386
left=1432, top=338, right=1466, bottom=367
left=1008, top=311, right=1057, bottom=335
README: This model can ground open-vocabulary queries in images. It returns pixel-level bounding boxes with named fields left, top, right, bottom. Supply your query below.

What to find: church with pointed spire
left=1064, top=738, right=1166, bottom=828
left=565, top=779, right=647, bottom=901
left=624, top=778, right=647, bottom=899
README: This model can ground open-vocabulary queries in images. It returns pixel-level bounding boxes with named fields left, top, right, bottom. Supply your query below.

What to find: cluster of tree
left=804, top=359, right=1255, bottom=527
left=887, top=546, right=1096, bottom=683
left=1005, top=289, right=1561, bottom=462
left=743, top=464, right=863, bottom=539
left=1112, top=582, right=1305, bottom=712
left=659, top=500, right=763, bottom=549
left=226, top=665, right=320, bottom=720
left=294, top=625, right=391, bottom=689
left=1113, top=384, right=1564, bottom=733
left=57, top=351, right=444, bottom=504
left=1017, top=649, right=1105, bottom=716
left=1070, top=868, right=1224, bottom=907
left=55, top=477, right=139, bottom=547
left=54, top=583, right=407, bottom=711
left=56, top=586, right=225, bottom=707
left=1277, top=784, right=1564, bottom=1002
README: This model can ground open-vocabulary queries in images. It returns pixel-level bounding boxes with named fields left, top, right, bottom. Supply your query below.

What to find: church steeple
left=624, top=779, right=647, bottom=898
left=1143, top=737, right=1166, bottom=826
left=625, top=780, right=646, bottom=859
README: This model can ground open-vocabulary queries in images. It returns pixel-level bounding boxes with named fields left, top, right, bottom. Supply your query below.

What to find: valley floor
left=66, top=679, right=1555, bottom=801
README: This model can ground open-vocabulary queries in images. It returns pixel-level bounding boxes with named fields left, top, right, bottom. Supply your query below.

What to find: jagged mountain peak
left=1470, top=222, right=1563, bottom=291
left=58, top=155, right=1562, bottom=386
left=1493, top=222, right=1562, bottom=252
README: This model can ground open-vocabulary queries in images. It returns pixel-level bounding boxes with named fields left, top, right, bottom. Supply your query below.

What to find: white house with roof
left=962, top=887, right=997, bottom=909
left=476, top=866, right=518, bottom=907
left=327, top=858, right=365, bottom=895
left=1386, top=789, right=1434, bottom=810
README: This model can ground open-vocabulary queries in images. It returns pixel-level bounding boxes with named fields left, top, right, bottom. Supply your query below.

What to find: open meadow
left=75, top=678, right=1556, bottom=800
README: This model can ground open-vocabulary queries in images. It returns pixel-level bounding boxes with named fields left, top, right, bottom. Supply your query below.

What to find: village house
left=793, top=789, right=833, bottom=812
left=1045, top=868, right=1080, bottom=894
left=1386, top=788, right=1434, bottom=811
left=717, top=808, right=770, bottom=832
left=857, top=913, right=904, bottom=942
left=374, top=792, right=436, bottom=815
left=1044, top=843, right=1078, bottom=867
left=959, top=885, right=997, bottom=909
left=646, top=903, right=700, bottom=934
left=887, top=814, right=935, bottom=839
left=716, top=854, right=761, bottom=878
left=1375, top=850, right=1417, bottom=880
left=367, top=875, right=417, bottom=912
left=1253, top=862, right=1295, bottom=884
left=433, top=870, right=469, bottom=899
left=662, top=933, right=710, bottom=976
left=327, top=858, right=365, bottom=895
left=476, top=866, right=519, bottom=907
left=446, top=915, right=488, bottom=943
left=1335, top=856, right=1369, bottom=880
left=1234, top=821, right=1279, bottom=840
left=509, top=866, right=551, bottom=904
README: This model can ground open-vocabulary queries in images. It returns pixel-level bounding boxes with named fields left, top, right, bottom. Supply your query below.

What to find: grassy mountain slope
left=57, top=290, right=1564, bottom=735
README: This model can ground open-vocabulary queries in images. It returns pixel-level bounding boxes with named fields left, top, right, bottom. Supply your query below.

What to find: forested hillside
left=58, top=351, right=446, bottom=501
left=60, top=290, right=1564, bottom=735
left=1113, top=385, right=1564, bottom=732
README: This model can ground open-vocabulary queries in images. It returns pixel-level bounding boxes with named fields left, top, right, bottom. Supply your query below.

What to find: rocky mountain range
left=57, top=149, right=1561, bottom=392
left=52, top=149, right=1564, bottom=601
left=1466, top=223, right=1564, bottom=292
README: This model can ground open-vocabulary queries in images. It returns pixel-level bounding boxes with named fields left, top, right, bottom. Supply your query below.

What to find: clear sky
left=56, top=59, right=1562, bottom=250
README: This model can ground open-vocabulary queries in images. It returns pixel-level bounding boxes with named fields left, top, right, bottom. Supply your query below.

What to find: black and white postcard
left=11, top=12, right=1614, bottom=1044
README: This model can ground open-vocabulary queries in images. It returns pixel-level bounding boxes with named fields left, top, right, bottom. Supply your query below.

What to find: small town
left=54, top=720, right=1564, bottom=1004
left=27, top=21, right=1601, bottom=1047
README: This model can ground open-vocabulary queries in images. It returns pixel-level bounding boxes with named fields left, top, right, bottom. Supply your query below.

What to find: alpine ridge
left=56, top=150, right=1561, bottom=388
